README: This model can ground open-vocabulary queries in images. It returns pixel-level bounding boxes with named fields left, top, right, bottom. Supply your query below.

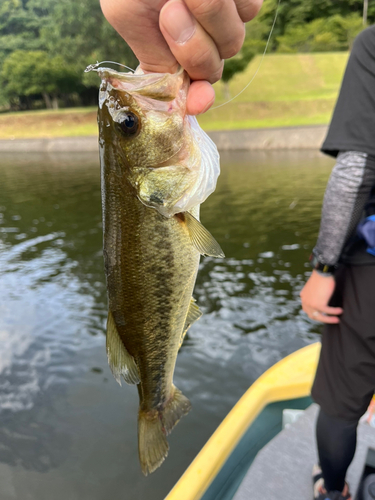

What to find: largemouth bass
left=88, top=64, right=223, bottom=475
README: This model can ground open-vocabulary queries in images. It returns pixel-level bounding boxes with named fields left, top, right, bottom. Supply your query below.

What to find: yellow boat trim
left=165, top=342, right=321, bottom=500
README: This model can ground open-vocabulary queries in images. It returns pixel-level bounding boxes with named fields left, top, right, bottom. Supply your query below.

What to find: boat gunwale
left=165, top=342, right=321, bottom=500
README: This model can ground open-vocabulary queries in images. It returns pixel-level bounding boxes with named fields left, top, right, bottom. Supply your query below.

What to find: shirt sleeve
left=313, top=151, right=375, bottom=265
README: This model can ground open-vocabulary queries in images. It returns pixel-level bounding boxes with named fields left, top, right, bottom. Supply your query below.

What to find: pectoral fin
left=184, top=212, right=225, bottom=258
left=179, top=298, right=203, bottom=348
left=106, top=311, right=140, bottom=386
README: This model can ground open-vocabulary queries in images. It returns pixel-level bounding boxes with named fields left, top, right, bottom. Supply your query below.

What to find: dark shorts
left=311, top=264, right=375, bottom=422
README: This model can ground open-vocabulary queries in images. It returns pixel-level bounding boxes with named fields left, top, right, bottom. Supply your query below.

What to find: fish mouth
left=86, top=63, right=186, bottom=102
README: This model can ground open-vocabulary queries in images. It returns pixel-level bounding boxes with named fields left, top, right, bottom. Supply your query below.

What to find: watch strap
left=309, top=253, right=337, bottom=275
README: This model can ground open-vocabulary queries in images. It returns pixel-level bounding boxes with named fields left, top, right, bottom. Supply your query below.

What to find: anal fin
left=106, top=311, right=140, bottom=386
left=184, top=211, right=225, bottom=258
left=162, top=385, right=191, bottom=435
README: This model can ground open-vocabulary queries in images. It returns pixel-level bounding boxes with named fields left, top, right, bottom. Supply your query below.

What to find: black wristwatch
left=309, top=253, right=337, bottom=275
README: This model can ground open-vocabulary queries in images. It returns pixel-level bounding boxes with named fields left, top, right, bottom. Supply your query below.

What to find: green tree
left=258, top=0, right=374, bottom=50
left=2, top=50, right=80, bottom=109
left=0, top=0, right=58, bottom=107
left=41, top=0, right=137, bottom=91
left=336, top=13, right=365, bottom=49
left=277, top=14, right=364, bottom=53
left=0, top=0, right=137, bottom=109
left=0, top=0, right=56, bottom=64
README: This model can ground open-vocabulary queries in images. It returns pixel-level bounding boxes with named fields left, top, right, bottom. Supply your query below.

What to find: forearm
left=313, top=151, right=375, bottom=265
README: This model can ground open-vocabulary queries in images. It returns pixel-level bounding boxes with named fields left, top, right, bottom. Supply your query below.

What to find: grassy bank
left=0, top=52, right=348, bottom=140
left=0, top=107, right=97, bottom=140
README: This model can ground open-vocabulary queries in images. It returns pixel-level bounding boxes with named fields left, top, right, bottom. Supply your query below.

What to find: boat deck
left=233, top=404, right=375, bottom=500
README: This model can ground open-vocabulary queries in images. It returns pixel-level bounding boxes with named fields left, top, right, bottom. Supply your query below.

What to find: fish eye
left=117, top=112, right=139, bottom=137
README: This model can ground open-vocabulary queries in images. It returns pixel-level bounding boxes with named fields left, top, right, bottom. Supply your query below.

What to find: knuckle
left=142, top=61, right=178, bottom=73
left=188, top=0, right=224, bottom=20
left=251, top=0, right=264, bottom=16
left=208, top=62, right=224, bottom=83
left=188, top=45, right=215, bottom=71
left=237, top=0, right=263, bottom=22
left=221, top=34, right=245, bottom=59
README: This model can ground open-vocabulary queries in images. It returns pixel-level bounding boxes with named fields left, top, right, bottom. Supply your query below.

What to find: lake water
left=0, top=150, right=334, bottom=500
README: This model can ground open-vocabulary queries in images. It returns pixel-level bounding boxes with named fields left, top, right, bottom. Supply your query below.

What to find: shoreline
left=0, top=125, right=328, bottom=153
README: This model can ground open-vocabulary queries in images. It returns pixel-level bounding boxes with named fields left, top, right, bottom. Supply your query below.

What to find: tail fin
left=138, top=386, right=191, bottom=475
left=138, top=412, right=169, bottom=476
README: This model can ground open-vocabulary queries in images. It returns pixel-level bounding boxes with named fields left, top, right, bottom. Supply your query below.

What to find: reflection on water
left=0, top=150, right=333, bottom=500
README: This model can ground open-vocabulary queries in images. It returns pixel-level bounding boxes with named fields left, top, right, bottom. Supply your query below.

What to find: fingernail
left=161, top=1, right=196, bottom=44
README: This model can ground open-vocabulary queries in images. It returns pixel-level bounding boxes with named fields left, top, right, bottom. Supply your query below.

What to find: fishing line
left=210, top=0, right=281, bottom=110
left=85, top=61, right=135, bottom=73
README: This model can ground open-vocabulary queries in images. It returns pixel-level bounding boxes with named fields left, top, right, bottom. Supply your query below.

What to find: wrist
left=313, top=269, right=334, bottom=278
left=309, top=253, right=337, bottom=276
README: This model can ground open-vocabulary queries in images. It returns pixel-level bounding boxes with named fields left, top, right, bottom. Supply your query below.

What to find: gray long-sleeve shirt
left=315, top=27, right=375, bottom=266
left=313, top=151, right=375, bottom=266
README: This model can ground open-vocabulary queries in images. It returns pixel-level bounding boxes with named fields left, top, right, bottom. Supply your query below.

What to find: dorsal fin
left=106, top=311, right=140, bottom=385
left=184, top=212, right=225, bottom=258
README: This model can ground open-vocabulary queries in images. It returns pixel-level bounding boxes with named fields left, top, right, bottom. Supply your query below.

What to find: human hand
left=100, top=0, right=263, bottom=115
left=300, top=270, right=343, bottom=324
